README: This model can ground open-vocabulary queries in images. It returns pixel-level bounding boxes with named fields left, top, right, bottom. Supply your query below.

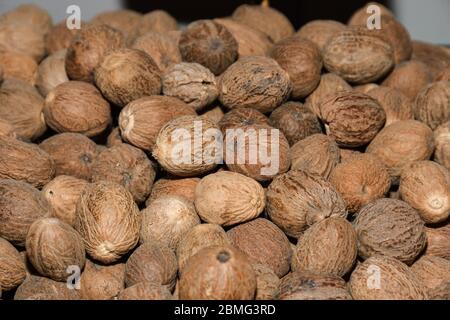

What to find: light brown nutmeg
left=14, top=275, right=80, bottom=300
left=0, top=4, right=53, bottom=36
left=140, top=195, right=200, bottom=251
left=179, top=245, right=257, bottom=300
left=39, top=133, right=99, bottom=180
left=227, top=218, right=292, bottom=277
left=269, top=102, right=322, bottom=146
left=323, top=28, right=394, bottom=84
left=270, top=36, right=322, bottom=99
left=176, top=223, right=230, bottom=273
left=349, top=255, right=427, bottom=300
left=354, top=83, right=379, bottom=94
left=118, top=95, right=196, bottom=152
left=290, top=134, right=340, bottom=179
left=130, top=10, right=178, bottom=40
left=339, top=148, right=362, bottom=163
left=95, top=48, right=161, bottom=108
left=25, top=218, right=86, bottom=282
left=0, top=136, right=55, bottom=188
left=353, top=198, right=426, bottom=264
left=118, top=282, right=173, bottom=300
left=399, top=161, right=450, bottom=224
left=195, top=171, right=265, bottom=227
left=179, top=20, right=238, bottom=75
left=91, top=143, right=156, bottom=204
left=75, top=181, right=141, bottom=264
left=147, top=177, right=200, bottom=205
left=434, top=122, right=450, bottom=170
left=329, top=154, right=391, bottom=213
left=79, top=260, right=125, bottom=300
left=42, top=176, right=88, bottom=227
left=295, top=20, right=347, bottom=52
left=319, top=91, right=386, bottom=147
left=266, top=170, right=347, bottom=238
left=279, top=271, right=352, bottom=300
left=414, top=81, right=450, bottom=130
left=65, top=24, right=125, bottom=83
left=411, top=256, right=450, bottom=299
left=199, top=105, right=225, bottom=124
left=106, top=127, right=123, bottom=148
left=424, top=224, right=450, bottom=259
left=153, top=116, right=220, bottom=177
left=124, top=241, right=178, bottom=290
left=366, top=120, right=435, bottom=180
left=252, top=263, right=280, bottom=300
left=45, top=21, right=83, bottom=55
left=0, top=51, right=37, bottom=85
left=436, top=66, right=450, bottom=82
left=219, top=56, right=292, bottom=113
left=412, top=41, right=450, bottom=79
left=36, top=50, right=69, bottom=97
left=0, top=237, right=27, bottom=292
left=91, top=9, right=142, bottom=41
left=0, top=118, right=16, bottom=138
left=214, top=18, right=273, bottom=58
left=231, top=4, right=294, bottom=43
left=44, top=81, right=112, bottom=137
left=219, top=108, right=270, bottom=133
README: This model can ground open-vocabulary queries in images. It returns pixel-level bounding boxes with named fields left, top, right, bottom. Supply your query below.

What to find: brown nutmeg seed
left=252, top=263, right=280, bottom=300
left=118, top=282, right=173, bottom=300
left=130, top=10, right=178, bottom=40
left=45, top=21, right=83, bottom=55
left=79, top=260, right=125, bottom=300
left=412, top=41, right=450, bottom=80
left=219, top=107, right=270, bottom=133
left=36, top=49, right=69, bottom=97
left=0, top=237, right=27, bottom=292
left=147, top=177, right=200, bottom=205
left=436, top=66, right=450, bottom=82
left=414, top=81, right=450, bottom=130
left=434, top=122, right=450, bottom=170
left=0, top=51, right=37, bottom=86
left=411, top=255, right=450, bottom=299
left=424, top=224, right=450, bottom=259
left=14, top=275, right=80, bottom=300
left=295, top=20, right=346, bottom=52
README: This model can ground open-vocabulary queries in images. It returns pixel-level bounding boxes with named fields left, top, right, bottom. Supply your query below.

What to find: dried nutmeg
left=269, top=102, right=322, bottom=146
left=1, top=4, right=53, bottom=36
left=424, top=224, right=450, bottom=259
left=319, top=91, right=386, bottom=147
left=266, top=170, right=347, bottom=238
left=130, top=10, right=178, bottom=40
left=118, top=96, right=196, bottom=152
left=353, top=198, right=426, bottom=264
left=179, top=245, right=257, bottom=300
left=252, top=263, right=280, bottom=300
left=91, top=9, right=142, bottom=41
left=219, top=56, right=292, bottom=113
left=436, top=67, right=450, bottom=82
left=140, top=195, right=200, bottom=250
left=195, top=171, right=265, bottom=227
left=0, top=237, right=27, bottom=292
left=290, top=134, right=340, bottom=179
left=40, top=133, right=99, bottom=180
left=94, top=48, right=162, bottom=108
left=219, top=108, right=270, bottom=133
left=26, top=218, right=86, bottom=282
left=199, top=106, right=224, bottom=124
left=79, top=260, right=125, bottom=300
left=227, top=218, right=292, bottom=277
left=399, top=161, right=450, bottom=224
left=14, top=275, right=80, bottom=300
left=106, top=127, right=123, bottom=148
left=45, top=21, right=83, bottom=55
left=44, top=81, right=112, bottom=137
left=0, top=51, right=38, bottom=85
left=75, top=181, right=141, bottom=264
left=411, top=256, right=450, bottom=299
left=36, top=50, right=69, bottom=97
left=295, top=20, right=346, bottom=52
left=0, top=118, right=16, bottom=138
left=91, top=143, right=156, bottom=203
left=42, top=176, right=88, bottom=227
left=349, top=255, right=427, bottom=300
left=414, top=81, right=450, bottom=130
left=147, top=177, right=200, bottom=204
left=118, top=282, right=173, bottom=300
left=434, top=122, right=450, bottom=170
left=179, top=20, right=238, bottom=75
left=330, top=154, right=391, bottom=213
left=270, top=36, right=322, bottom=99
left=65, top=24, right=125, bottom=82
left=412, top=41, right=450, bottom=79
left=0, top=136, right=55, bottom=188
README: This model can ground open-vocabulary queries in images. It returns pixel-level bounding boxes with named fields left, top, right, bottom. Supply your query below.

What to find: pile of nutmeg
left=0, top=2, right=449, bottom=301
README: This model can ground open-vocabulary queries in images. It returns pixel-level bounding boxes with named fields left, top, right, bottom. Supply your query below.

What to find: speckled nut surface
left=414, top=81, right=450, bottom=130
left=219, top=107, right=270, bottom=133
left=295, top=20, right=346, bottom=52
left=80, top=260, right=125, bottom=300
left=412, top=41, right=450, bottom=79
left=434, top=122, right=450, bottom=170
left=147, top=177, right=200, bottom=204
left=252, top=263, right=280, bottom=300
left=410, top=255, right=450, bottom=299
left=14, top=275, right=81, bottom=300
left=0, top=237, right=27, bottom=292
left=353, top=198, right=426, bottom=264
left=424, top=224, right=450, bottom=259
left=219, top=56, right=292, bottom=113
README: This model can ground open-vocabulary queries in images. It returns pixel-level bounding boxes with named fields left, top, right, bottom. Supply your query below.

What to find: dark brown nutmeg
left=130, top=10, right=178, bottom=40
left=147, top=177, right=200, bottom=204
left=219, top=56, right=292, bottom=113
left=295, top=20, right=347, bottom=52
left=91, top=143, right=156, bottom=203
left=269, top=102, right=322, bottom=146
left=219, top=108, right=270, bottom=133
left=414, top=81, right=450, bottom=130
left=80, top=260, right=125, bottom=300
left=36, top=50, right=69, bottom=97
left=411, top=255, right=450, bottom=299
left=0, top=237, right=27, bottom=292
left=179, top=20, right=238, bottom=75
left=179, top=245, right=257, bottom=300
left=0, top=51, right=37, bottom=86
left=270, top=36, right=322, bottom=99
left=44, top=81, right=112, bottom=137
left=424, top=224, right=450, bottom=259
left=45, top=21, right=83, bottom=55
left=39, top=133, right=99, bottom=180
left=75, top=181, right=141, bottom=264
left=412, top=41, right=450, bottom=79
left=354, top=198, right=426, bottom=264
left=227, top=218, right=292, bottom=277
left=65, top=24, right=125, bottom=82
left=14, top=275, right=80, bottom=300
left=118, top=282, right=173, bottom=300
left=434, top=122, right=450, bottom=170
left=95, top=48, right=161, bottom=108
left=252, top=263, right=280, bottom=300
left=91, top=9, right=142, bottom=41
left=266, top=170, right=347, bottom=238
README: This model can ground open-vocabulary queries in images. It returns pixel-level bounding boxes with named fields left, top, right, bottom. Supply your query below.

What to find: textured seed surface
left=411, top=255, right=450, bottom=299
left=0, top=237, right=27, bottom=291
left=118, top=282, right=173, bottom=300
left=80, top=260, right=125, bottom=300
left=434, top=122, right=450, bottom=170
left=414, top=81, right=450, bottom=130
left=14, top=275, right=81, bottom=300
left=252, top=263, right=280, bottom=300
left=295, top=20, right=346, bottom=51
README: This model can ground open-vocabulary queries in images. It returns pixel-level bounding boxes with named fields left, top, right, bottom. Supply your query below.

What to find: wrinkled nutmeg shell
left=412, top=41, right=450, bottom=79
left=252, top=263, right=280, bottom=300
left=147, top=177, right=200, bottom=205
left=411, top=255, right=450, bottom=299
left=414, top=81, right=450, bottom=130
left=118, top=282, right=173, bottom=300
left=434, top=122, right=450, bottom=171
left=14, top=275, right=81, bottom=300
left=0, top=237, right=27, bottom=292
left=424, top=224, right=450, bottom=259
left=80, top=260, right=125, bottom=300
left=0, top=51, right=38, bottom=86
left=295, top=20, right=346, bottom=52
left=219, top=107, right=270, bottom=133
left=90, top=9, right=142, bottom=41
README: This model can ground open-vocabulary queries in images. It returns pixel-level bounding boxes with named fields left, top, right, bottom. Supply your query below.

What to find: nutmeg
left=412, top=41, right=450, bottom=79
left=399, top=161, right=450, bottom=224
left=147, top=177, right=200, bottom=205
left=44, top=81, right=112, bottom=137
left=39, top=133, right=99, bottom=180
left=36, top=50, right=69, bottom=97
left=0, top=51, right=37, bottom=85
left=130, top=10, right=178, bottom=40
left=14, top=275, right=80, bottom=300
left=91, top=9, right=142, bottom=41
left=45, top=21, right=83, bottom=55
left=354, top=83, right=379, bottom=94
left=411, top=255, right=450, bottom=299
left=0, top=237, right=27, bottom=292
left=436, top=66, right=450, bottom=82
left=354, top=198, right=426, bottom=264
left=414, top=81, right=450, bottom=130
left=219, top=107, right=270, bottom=133
left=252, top=263, right=280, bottom=300
left=339, top=148, right=362, bottom=163
left=179, top=245, right=257, bottom=300
left=75, top=181, right=140, bottom=264
left=434, top=122, right=450, bottom=170
left=118, top=282, right=173, bottom=300
left=79, top=260, right=125, bottom=300
left=199, top=105, right=225, bottom=124
left=295, top=20, right=346, bottom=51
left=219, top=56, right=292, bottom=113
left=0, top=118, right=16, bottom=138
left=266, top=170, right=347, bottom=238
left=106, top=127, right=123, bottom=148
left=195, top=171, right=265, bottom=227
left=118, top=95, right=196, bottom=152
left=1, top=4, right=52, bottom=36
left=424, top=224, right=450, bottom=259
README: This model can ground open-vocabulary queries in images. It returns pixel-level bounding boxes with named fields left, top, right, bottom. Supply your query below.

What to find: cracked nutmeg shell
left=266, top=170, right=347, bottom=238
left=349, top=255, right=427, bottom=300
left=414, top=81, right=450, bottom=130
left=319, top=91, right=386, bottom=147
left=80, top=260, right=125, bottom=300
left=434, top=122, right=450, bottom=170
left=353, top=198, right=426, bottom=264
left=75, top=181, right=140, bottom=264
left=194, top=171, right=265, bottom=227
left=411, top=255, right=450, bottom=299
left=179, top=245, right=257, bottom=300
left=26, top=218, right=86, bottom=282
left=0, top=237, right=27, bottom=292
left=179, top=20, right=238, bottom=75
left=399, top=161, right=450, bottom=224
left=147, top=177, right=200, bottom=205
left=295, top=20, right=346, bottom=52
left=14, top=275, right=81, bottom=300
left=219, top=56, right=292, bottom=113
left=118, top=282, right=173, bottom=300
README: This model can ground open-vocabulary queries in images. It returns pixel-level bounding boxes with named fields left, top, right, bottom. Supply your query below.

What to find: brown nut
left=0, top=237, right=27, bottom=292
left=147, top=177, right=200, bottom=205
left=411, top=255, right=450, bottom=299
left=130, top=10, right=178, bottom=40
left=91, top=9, right=141, bottom=41
left=219, top=108, right=270, bottom=133
left=14, top=275, right=80, bottom=300
left=436, top=66, right=450, bottom=82
left=252, top=263, right=280, bottom=300
left=414, top=81, right=450, bottom=130
left=295, top=20, right=346, bottom=52
left=118, top=282, right=173, bottom=300
left=36, top=50, right=69, bottom=97
left=434, top=122, right=450, bottom=170
left=0, top=51, right=37, bottom=86
left=45, top=21, right=83, bottom=55
left=199, top=105, right=224, bottom=124
left=412, top=41, right=450, bottom=79
left=424, top=224, right=450, bottom=259
left=79, top=260, right=125, bottom=300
